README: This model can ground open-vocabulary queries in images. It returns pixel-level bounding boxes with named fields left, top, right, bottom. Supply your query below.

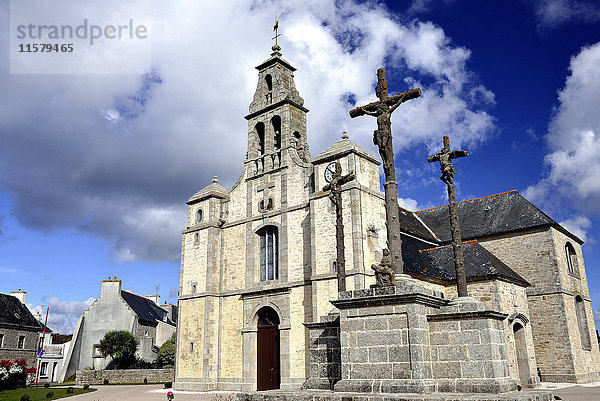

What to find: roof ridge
left=419, top=239, right=478, bottom=253
left=415, top=190, right=518, bottom=213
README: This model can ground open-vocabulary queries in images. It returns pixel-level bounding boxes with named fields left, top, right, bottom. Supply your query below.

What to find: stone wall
left=0, top=327, right=39, bottom=367
left=302, top=313, right=341, bottom=390
left=76, top=368, right=174, bottom=384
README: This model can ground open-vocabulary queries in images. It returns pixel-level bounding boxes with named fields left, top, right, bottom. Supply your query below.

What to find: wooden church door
left=257, top=307, right=280, bottom=391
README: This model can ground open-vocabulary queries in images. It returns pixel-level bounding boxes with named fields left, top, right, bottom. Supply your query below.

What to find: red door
left=257, top=325, right=280, bottom=390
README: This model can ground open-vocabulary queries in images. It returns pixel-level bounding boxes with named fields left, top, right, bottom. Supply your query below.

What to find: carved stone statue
left=371, top=249, right=395, bottom=287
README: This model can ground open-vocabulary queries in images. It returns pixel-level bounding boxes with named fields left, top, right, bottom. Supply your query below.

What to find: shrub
left=20, top=395, right=30, bottom=401
left=156, top=333, right=176, bottom=368
left=0, top=359, right=30, bottom=390
left=103, top=378, right=109, bottom=385
left=44, top=383, right=50, bottom=388
left=98, top=331, right=138, bottom=370
left=83, top=383, right=90, bottom=390
left=67, top=386, right=74, bottom=394
left=46, top=391, right=54, bottom=398
left=164, top=381, right=172, bottom=388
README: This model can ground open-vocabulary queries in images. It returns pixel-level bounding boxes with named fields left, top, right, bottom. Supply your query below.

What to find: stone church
left=174, top=48, right=600, bottom=392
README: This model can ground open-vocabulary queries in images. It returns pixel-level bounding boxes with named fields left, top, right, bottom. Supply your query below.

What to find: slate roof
left=313, top=137, right=380, bottom=165
left=187, top=180, right=228, bottom=204
left=0, top=293, right=44, bottom=331
left=400, top=235, right=529, bottom=286
left=121, top=291, right=176, bottom=326
left=415, top=190, right=579, bottom=243
left=398, top=207, right=440, bottom=242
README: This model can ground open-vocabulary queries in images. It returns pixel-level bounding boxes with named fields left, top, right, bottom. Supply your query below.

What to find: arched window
left=271, top=116, right=281, bottom=151
left=575, top=296, right=592, bottom=350
left=265, top=74, right=273, bottom=103
left=196, top=208, right=203, bottom=223
left=256, top=122, right=265, bottom=156
left=565, top=242, right=579, bottom=275
left=258, top=226, right=278, bottom=281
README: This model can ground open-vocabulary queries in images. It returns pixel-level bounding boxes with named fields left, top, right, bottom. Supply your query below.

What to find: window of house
left=18, top=336, right=25, bottom=349
left=194, top=232, right=200, bottom=243
left=144, top=330, right=149, bottom=337
left=0, top=333, right=4, bottom=348
left=259, top=226, right=279, bottom=281
left=196, top=208, right=203, bottom=223
left=565, top=242, right=579, bottom=276
left=40, top=362, right=48, bottom=376
left=575, top=296, right=592, bottom=350
left=93, top=345, right=103, bottom=358
left=191, top=283, right=197, bottom=294
left=189, top=342, right=194, bottom=353
left=332, top=260, right=337, bottom=273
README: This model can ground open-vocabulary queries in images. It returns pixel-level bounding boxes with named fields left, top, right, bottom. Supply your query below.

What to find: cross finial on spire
left=272, top=14, right=281, bottom=52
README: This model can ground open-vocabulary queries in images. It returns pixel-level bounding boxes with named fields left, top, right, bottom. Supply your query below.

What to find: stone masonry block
left=392, top=362, right=412, bottom=379
left=460, top=319, right=491, bottom=331
left=364, top=316, right=387, bottom=331
left=433, top=361, right=461, bottom=379
left=449, top=330, right=480, bottom=345
left=438, top=345, right=467, bottom=361
left=388, top=346, right=409, bottom=362
left=461, top=361, right=485, bottom=378
left=368, top=347, right=388, bottom=363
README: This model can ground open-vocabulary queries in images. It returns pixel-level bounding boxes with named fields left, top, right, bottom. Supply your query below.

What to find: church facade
left=174, top=49, right=600, bottom=391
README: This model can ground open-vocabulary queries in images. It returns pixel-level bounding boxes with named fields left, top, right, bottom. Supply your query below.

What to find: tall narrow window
left=0, top=333, right=4, bottom=347
left=575, top=296, right=592, bottom=350
left=18, top=336, right=25, bottom=349
left=259, top=226, right=279, bottom=281
left=565, top=242, right=579, bottom=276
left=271, top=116, right=281, bottom=151
left=265, top=74, right=273, bottom=103
left=256, top=123, right=265, bottom=156
left=196, top=208, right=203, bottom=223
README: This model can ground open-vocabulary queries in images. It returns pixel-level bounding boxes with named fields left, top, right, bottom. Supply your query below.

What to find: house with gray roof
left=0, top=291, right=43, bottom=367
left=58, top=278, right=176, bottom=381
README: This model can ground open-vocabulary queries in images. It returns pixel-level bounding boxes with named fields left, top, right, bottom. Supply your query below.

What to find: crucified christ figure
left=349, top=68, right=421, bottom=276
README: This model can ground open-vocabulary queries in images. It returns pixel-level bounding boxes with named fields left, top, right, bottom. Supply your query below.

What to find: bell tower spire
left=245, top=24, right=310, bottom=176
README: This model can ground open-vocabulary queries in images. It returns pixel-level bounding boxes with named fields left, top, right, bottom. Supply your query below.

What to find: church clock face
left=324, top=162, right=337, bottom=183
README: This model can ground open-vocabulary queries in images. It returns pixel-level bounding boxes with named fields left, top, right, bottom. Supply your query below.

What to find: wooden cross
left=349, top=68, right=421, bottom=276
left=322, top=161, right=355, bottom=292
left=427, top=136, right=469, bottom=297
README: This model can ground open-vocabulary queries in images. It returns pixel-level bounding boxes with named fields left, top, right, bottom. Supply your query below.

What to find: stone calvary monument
left=175, top=22, right=600, bottom=401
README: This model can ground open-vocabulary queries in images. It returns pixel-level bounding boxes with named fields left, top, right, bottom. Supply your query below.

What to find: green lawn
left=0, top=387, right=96, bottom=400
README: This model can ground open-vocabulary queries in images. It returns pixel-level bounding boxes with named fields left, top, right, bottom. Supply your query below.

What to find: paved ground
left=537, top=381, right=600, bottom=401
left=67, top=385, right=235, bottom=401
left=63, top=383, right=600, bottom=401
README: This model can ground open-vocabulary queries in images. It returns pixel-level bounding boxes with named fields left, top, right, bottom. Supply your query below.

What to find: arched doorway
left=257, top=307, right=280, bottom=391
left=513, top=323, right=529, bottom=386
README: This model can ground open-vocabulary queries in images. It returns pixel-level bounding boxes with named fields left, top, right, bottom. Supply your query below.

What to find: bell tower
left=245, top=45, right=310, bottom=175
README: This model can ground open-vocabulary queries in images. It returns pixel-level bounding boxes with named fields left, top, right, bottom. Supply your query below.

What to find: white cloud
left=398, top=197, right=419, bottom=211
left=524, top=42, right=600, bottom=217
left=28, top=297, right=94, bottom=334
left=559, top=216, right=592, bottom=242
left=0, top=0, right=496, bottom=262
left=534, top=0, right=600, bottom=28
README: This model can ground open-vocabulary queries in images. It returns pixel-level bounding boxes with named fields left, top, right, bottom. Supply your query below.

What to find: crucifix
left=272, top=15, right=281, bottom=52
left=427, top=136, right=469, bottom=297
left=349, top=68, right=421, bottom=276
left=323, top=160, right=355, bottom=292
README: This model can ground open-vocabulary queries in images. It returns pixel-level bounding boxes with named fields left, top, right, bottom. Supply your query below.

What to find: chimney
left=10, top=289, right=27, bottom=304
left=145, top=295, right=160, bottom=305
left=100, top=277, right=122, bottom=299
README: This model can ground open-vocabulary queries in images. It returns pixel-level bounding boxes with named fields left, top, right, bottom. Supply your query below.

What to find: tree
left=156, top=333, right=176, bottom=368
left=98, top=331, right=138, bottom=370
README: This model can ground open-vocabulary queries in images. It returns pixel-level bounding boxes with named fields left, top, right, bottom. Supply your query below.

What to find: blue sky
left=1, top=0, right=600, bottom=333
